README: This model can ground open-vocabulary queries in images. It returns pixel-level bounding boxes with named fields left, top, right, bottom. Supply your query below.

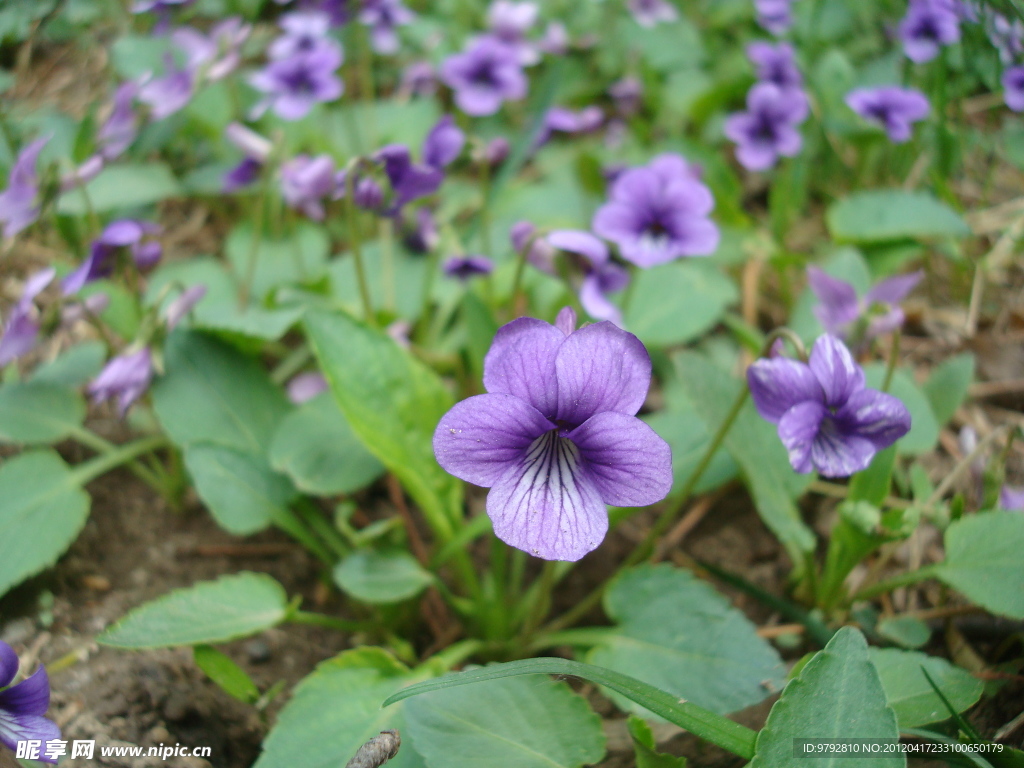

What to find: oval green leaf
left=869, top=648, right=983, bottom=728
left=0, top=382, right=86, bottom=444
left=333, top=550, right=433, bottom=605
left=937, top=511, right=1024, bottom=619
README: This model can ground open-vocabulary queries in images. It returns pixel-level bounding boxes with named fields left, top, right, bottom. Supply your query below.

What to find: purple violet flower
left=63, top=220, right=162, bottom=295
left=747, top=41, right=803, bottom=91
left=223, top=123, right=273, bottom=192
left=899, top=0, right=961, bottom=63
left=441, top=38, right=528, bottom=117
left=89, top=348, right=154, bottom=416
left=132, top=0, right=192, bottom=12
left=609, top=76, right=643, bottom=116
left=249, top=48, right=344, bottom=121
left=547, top=230, right=629, bottom=326
left=628, top=0, right=679, bottom=27
left=359, top=0, right=415, bottom=55
left=538, top=21, right=569, bottom=55
left=443, top=255, right=494, bottom=281
left=0, top=136, right=50, bottom=239
left=846, top=86, right=930, bottom=143
left=269, top=10, right=337, bottom=60
left=724, top=82, right=808, bottom=171
left=0, top=268, right=55, bottom=367
left=401, top=61, right=436, bottom=97
left=433, top=307, right=672, bottom=560
left=988, top=13, right=1024, bottom=64
left=1000, top=485, right=1024, bottom=511
left=748, top=334, right=912, bottom=477
left=287, top=371, right=329, bottom=403
left=592, top=153, right=718, bottom=267
left=755, top=0, right=795, bottom=35
left=536, top=106, right=604, bottom=147
left=172, top=17, right=251, bottom=81
left=375, top=145, right=444, bottom=214
left=59, top=156, right=104, bottom=194
left=97, top=82, right=139, bottom=161
left=164, top=284, right=207, bottom=329
left=511, top=220, right=556, bottom=272
left=138, top=55, right=194, bottom=120
left=404, top=208, right=440, bottom=253
left=808, top=267, right=922, bottom=344
left=280, top=155, right=340, bottom=219
left=423, top=115, right=465, bottom=170
left=1003, top=66, right=1024, bottom=112
left=0, top=641, right=61, bottom=764
left=487, top=1, right=540, bottom=65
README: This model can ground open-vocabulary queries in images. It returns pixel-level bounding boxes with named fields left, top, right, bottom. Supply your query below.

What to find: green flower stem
left=274, top=507, right=336, bottom=566
left=70, top=435, right=168, bottom=486
left=380, top=217, right=396, bottom=312
left=294, top=498, right=349, bottom=559
left=517, top=561, right=556, bottom=642
left=69, top=426, right=165, bottom=490
left=288, top=610, right=365, bottom=633
left=270, top=343, right=312, bottom=386
left=881, top=330, right=900, bottom=392
left=239, top=179, right=269, bottom=307
left=852, top=564, right=942, bottom=602
left=344, top=171, right=376, bottom=326
left=478, top=156, right=494, bottom=258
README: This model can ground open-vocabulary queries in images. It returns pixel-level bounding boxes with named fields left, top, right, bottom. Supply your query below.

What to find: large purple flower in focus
left=249, top=47, right=343, bottom=120
left=808, top=267, right=922, bottom=345
left=900, top=0, right=961, bottom=63
left=89, top=348, right=154, bottom=415
left=0, top=641, right=61, bottom=763
left=724, top=82, right=808, bottom=171
left=0, top=268, right=55, bottom=367
left=748, top=335, right=912, bottom=477
left=846, top=86, right=930, bottom=143
left=433, top=307, right=672, bottom=560
left=747, top=41, right=802, bottom=91
left=0, top=136, right=50, bottom=239
left=592, top=153, right=718, bottom=267
left=441, top=38, right=528, bottom=117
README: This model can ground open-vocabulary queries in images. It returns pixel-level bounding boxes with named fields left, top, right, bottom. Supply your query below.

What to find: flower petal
left=835, top=388, right=911, bottom=451
left=864, top=271, right=923, bottom=305
left=810, top=420, right=877, bottom=478
left=547, top=229, right=608, bottom=266
left=808, top=334, right=864, bottom=407
left=579, top=273, right=622, bottom=326
left=747, top=357, right=822, bottom=423
left=483, top=318, right=565, bottom=417
left=487, top=431, right=608, bottom=561
left=807, top=267, right=859, bottom=333
left=433, top=393, right=554, bottom=487
left=777, top=400, right=826, bottom=474
left=554, top=322, right=651, bottom=424
left=0, top=711, right=60, bottom=756
left=0, top=667, right=50, bottom=716
left=0, top=642, right=17, bottom=689
left=569, top=412, right=672, bottom=506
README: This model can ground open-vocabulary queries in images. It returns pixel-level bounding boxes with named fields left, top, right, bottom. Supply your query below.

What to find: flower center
left=520, top=430, right=584, bottom=504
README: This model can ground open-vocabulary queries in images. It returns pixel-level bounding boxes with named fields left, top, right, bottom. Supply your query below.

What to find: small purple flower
left=249, top=48, right=344, bottom=121
left=164, top=284, right=207, bottom=329
left=592, top=153, right=718, bottom=267
left=353, top=176, right=385, bottom=211
left=628, top=0, right=678, bottom=27
left=280, top=154, right=340, bottom=220
left=747, top=41, right=802, bottom=91
left=422, top=115, right=465, bottom=170
left=1000, top=485, right=1024, bottom=511
left=97, top=82, right=138, bottom=160
left=755, top=0, right=794, bottom=35
left=511, top=220, right=556, bottom=272
left=547, top=230, right=629, bottom=326
left=846, top=86, right=930, bottom=143
left=441, top=38, right=528, bottom=117
left=89, top=348, right=154, bottom=416
left=401, top=61, right=436, bottom=97
left=223, top=123, right=273, bottom=192
left=724, top=82, right=808, bottom=171
left=359, top=0, right=415, bottom=55
left=480, top=136, right=511, bottom=167
left=59, top=155, right=104, bottom=194
left=63, top=220, right=163, bottom=294
left=609, top=76, right=643, bottom=116
left=807, top=267, right=922, bottom=344
left=0, top=641, right=61, bottom=764
left=536, top=106, right=604, bottom=147
left=443, top=255, right=494, bottom=281
left=1003, top=66, right=1024, bottom=112
left=748, top=334, right=912, bottom=477
left=404, top=208, right=440, bottom=253
left=0, top=136, right=50, bottom=239
left=172, top=17, right=250, bottom=81
left=899, top=0, right=961, bottom=63
left=0, top=268, right=55, bottom=367
left=487, top=1, right=540, bottom=65
left=988, top=13, right=1024, bottom=64
left=269, top=10, right=337, bottom=60
left=375, top=145, right=444, bottom=214
left=433, top=307, right=672, bottom=560
left=138, top=55, right=194, bottom=120
left=287, top=371, right=329, bottom=403
left=538, top=21, right=569, bottom=55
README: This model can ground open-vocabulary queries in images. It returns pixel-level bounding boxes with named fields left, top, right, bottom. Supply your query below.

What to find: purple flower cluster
left=807, top=267, right=922, bottom=346
left=846, top=87, right=930, bottom=143
left=433, top=307, right=672, bottom=560
left=748, top=335, right=912, bottom=477
left=899, top=0, right=962, bottom=63
left=0, top=641, right=60, bottom=764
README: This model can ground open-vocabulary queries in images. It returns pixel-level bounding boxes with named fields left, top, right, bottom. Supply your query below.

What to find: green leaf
left=30, top=341, right=106, bottom=387
left=864, top=365, right=939, bottom=455
left=750, top=627, right=904, bottom=767
left=827, top=190, right=971, bottom=244
left=57, top=163, right=181, bottom=215
left=98, top=572, right=289, bottom=648
left=628, top=716, right=687, bottom=768
left=383, top=658, right=757, bottom=760
left=675, top=351, right=815, bottom=559
left=642, top=405, right=738, bottom=497
left=869, top=649, right=983, bottom=728
left=269, top=393, right=384, bottom=496
left=333, top=550, right=433, bottom=605
left=587, top=564, right=784, bottom=716
left=937, top=511, right=1024, bottom=619
left=194, top=645, right=260, bottom=704
left=255, top=647, right=428, bottom=768
left=923, top=354, right=975, bottom=427
left=404, top=672, right=605, bottom=768
left=849, top=446, right=896, bottom=506
left=0, top=382, right=85, bottom=444
left=305, top=310, right=461, bottom=538
left=0, top=451, right=90, bottom=597
left=224, top=222, right=330, bottom=301
left=184, top=444, right=297, bottom=536
left=876, top=616, right=931, bottom=650
left=623, top=262, right=738, bottom=347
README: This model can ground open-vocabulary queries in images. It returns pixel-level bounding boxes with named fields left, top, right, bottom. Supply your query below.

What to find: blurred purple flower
left=97, top=82, right=139, bottom=161
left=511, top=220, right=556, bottom=272
left=89, top=348, right=154, bottom=416
left=63, top=220, right=163, bottom=294
left=592, top=153, right=718, bottom=267
left=138, top=55, right=194, bottom=120
left=538, top=21, right=568, bottom=55
left=747, top=41, right=802, bottom=91
left=988, top=13, right=1024, bottom=64
left=423, top=115, right=465, bottom=169
left=223, top=123, right=272, bottom=192
left=359, top=0, right=415, bottom=55
left=808, top=267, right=922, bottom=344
left=164, top=285, right=206, bottom=330
left=628, top=0, right=678, bottom=27
left=353, top=176, right=385, bottom=211
left=724, top=82, right=808, bottom=171
left=748, top=334, right=912, bottom=477
left=479, top=136, right=511, bottom=167
left=536, top=106, right=604, bottom=147
left=609, top=76, right=643, bottom=116
left=0, top=136, right=50, bottom=239
left=287, top=371, right=328, bottom=403
left=1004, top=66, right=1024, bottom=111
left=846, top=86, right=930, bottom=142
left=249, top=48, right=343, bottom=121
left=172, top=17, right=251, bottom=81
left=487, top=1, right=540, bottom=65
left=755, top=0, right=794, bottom=35
left=441, top=38, right=528, bottom=116
left=269, top=10, right=337, bottom=60
left=280, top=154, right=340, bottom=219
left=1000, top=485, right=1024, bottom=511
left=547, top=230, right=629, bottom=326
left=375, top=145, right=444, bottom=214
left=59, top=156, right=104, bottom=194
left=900, top=0, right=961, bottom=63
left=433, top=307, right=672, bottom=560
left=132, top=0, right=192, bottom=12
left=443, top=255, right=494, bottom=281
left=0, top=268, right=55, bottom=367
left=404, top=208, right=440, bottom=253
left=0, top=641, right=61, bottom=763
left=401, top=61, right=436, bottom=97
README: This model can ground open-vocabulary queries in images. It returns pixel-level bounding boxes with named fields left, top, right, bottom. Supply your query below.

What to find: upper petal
left=547, top=229, right=609, bottom=266
left=777, top=400, right=826, bottom=474
left=864, top=271, right=923, bottom=305
left=486, top=431, right=608, bottom=561
left=569, top=411, right=672, bottom=506
left=807, top=266, right=860, bottom=333
left=834, top=388, right=912, bottom=451
left=0, top=666, right=50, bottom=716
left=747, top=357, right=822, bottom=423
left=483, top=317, right=565, bottom=417
left=433, top=393, right=554, bottom=487
left=808, top=334, right=864, bottom=407
left=554, top=322, right=651, bottom=425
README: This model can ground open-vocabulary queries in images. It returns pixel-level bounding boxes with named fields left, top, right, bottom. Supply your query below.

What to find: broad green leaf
left=184, top=444, right=297, bottom=536
left=587, top=565, right=785, bottom=717
left=305, top=310, right=461, bottom=538
left=404, top=673, right=605, bottom=768
left=876, top=616, right=931, bottom=649
left=923, top=354, right=974, bottom=427
left=937, top=511, right=1024, bottom=619
left=194, top=645, right=260, bottom=704
left=383, top=658, right=757, bottom=760
left=642, top=404, right=738, bottom=496
left=31, top=341, right=106, bottom=387
left=269, top=393, right=384, bottom=496
left=152, top=331, right=291, bottom=454
left=623, top=261, right=738, bottom=347
left=224, top=223, right=330, bottom=301
left=864, top=365, right=939, bottom=455
left=869, top=649, right=983, bottom=727
left=111, top=34, right=172, bottom=79
left=255, top=647, right=428, bottom=768
left=98, top=572, right=289, bottom=648
left=0, top=451, right=90, bottom=597
left=333, top=550, right=433, bottom=605
left=0, top=382, right=85, bottom=444
left=827, top=190, right=970, bottom=244
left=57, top=163, right=181, bottom=215
left=751, top=627, right=904, bottom=767
left=675, top=351, right=815, bottom=559
left=628, top=716, right=687, bottom=768
left=619, top=16, right=704, bottom=72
